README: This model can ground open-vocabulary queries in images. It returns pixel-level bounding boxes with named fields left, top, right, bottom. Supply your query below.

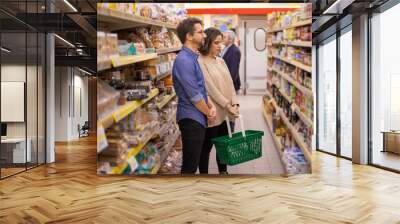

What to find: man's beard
left=199, top=39, right=205, bottom=48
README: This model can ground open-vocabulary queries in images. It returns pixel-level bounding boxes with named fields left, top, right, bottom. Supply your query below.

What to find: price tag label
left=97, top=124, right=108, bottom=153
left=126, top=156, right=138, bottom=173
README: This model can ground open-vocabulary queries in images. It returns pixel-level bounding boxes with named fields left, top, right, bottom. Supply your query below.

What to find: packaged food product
left=97, top=79, right=119, bottom=119
left=117, top=91, right=126, bottom=105
left=126, top=89, right=149, bottom=101
left=136, top=28, right=154, bottom=49
left=97, top=31, right=107, bottom=61
left=134, top=43, right=146, bottom=55
left=126, top=32, right=143, bottom=44
left=139, top=5, right=152, bottom=18
left=164, top=76, right=173, bottom=86
left=108, top=76, right=125, bottom=90
left=149, top=27, right=164, bottom=49
left=145, top=65, right=160, bottom=78
left=100, top=3, right=117, bottom=10
left=118, top=39, right=131, bottom=56
left=100, top=138, right=128, bottom=157
left=106, top=33, right=119, bottom=58
left=133, top=69, right=151, bottom=81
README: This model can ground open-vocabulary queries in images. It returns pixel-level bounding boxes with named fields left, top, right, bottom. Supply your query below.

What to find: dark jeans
left=178, top=118, right=206, bottom=174
left=230, top=121, right=235, bottom=133
left=199, top=122, right=229, bottom=174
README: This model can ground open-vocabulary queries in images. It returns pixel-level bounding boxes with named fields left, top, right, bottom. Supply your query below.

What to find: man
left=173, top=18, right=216, bottom=174
left=222, top=30, right=241, bottom=132
left=222, top=30, right=241, bottom=93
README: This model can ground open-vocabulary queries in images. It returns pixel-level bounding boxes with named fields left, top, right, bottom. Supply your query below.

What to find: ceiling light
left=54, top=34, right=75, bottom=48
left=63, top=0, right=78, bottom=12
left=1, top=47, right=11, bottom=53
left=76, top=48, right=83, bottom=52
left=78, top=67, right=92, bottom=76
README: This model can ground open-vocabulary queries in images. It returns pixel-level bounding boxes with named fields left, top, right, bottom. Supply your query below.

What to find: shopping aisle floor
left=208, top=94, right=285, bottom=174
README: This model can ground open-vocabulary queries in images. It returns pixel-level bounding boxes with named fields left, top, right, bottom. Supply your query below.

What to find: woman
left=198, top=27, right=240, bottom=174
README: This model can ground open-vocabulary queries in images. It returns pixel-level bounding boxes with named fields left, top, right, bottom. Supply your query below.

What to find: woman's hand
left=227, top=104, right=239, bottom=117
left=207, top=103, right=217, bottom=124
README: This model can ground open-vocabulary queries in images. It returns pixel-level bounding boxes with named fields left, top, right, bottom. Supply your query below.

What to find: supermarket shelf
left=292, top=104, right=313, bottom=128
left=267, top=83, right=313, bottom=130
left=98, top=60, right=112, bottom=72
left=126, top=133, right=154, bottom=159
left=156, top=71, right=172, bottom=81
left=160, top=132, right=180, bottom=164
left=156, top=92, right=176, bottom=110
left=98, top=88, right=159, bottom=129
left=272, top=67, right=313, bottom=97
left=268, top=19, right=312, bottom=33
left=110, top=163, right=128, bottom=175
left=110, top=132, right=154, bottom=174
left=262, top=102, right=287, bottom=173
left=262, top=106, right=283, bottom=152
left=287, top=19, right=312, bottom=29
left=279, top=110, right=312, bottom=163
left=157, top=47, right=181, bottom=55
left=278, top=88, right=292, bottom=104
left=111, top=53, right=158, bottom=68
left=98, top=7, right=177, bottom=31
left=151, top=163, right=161, bottom=174
left=265, top=90, right=279, bottom=110
left=158, top=117, right=176, bottom=137
left=272, top=54, right=312, bottom=73
left=272, top=40, right=312, bottom=48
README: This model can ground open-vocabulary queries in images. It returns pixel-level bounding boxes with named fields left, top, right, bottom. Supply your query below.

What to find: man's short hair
left=224, top=30, right=236, bottom=42
left=176, top=17, right=203, bottom=44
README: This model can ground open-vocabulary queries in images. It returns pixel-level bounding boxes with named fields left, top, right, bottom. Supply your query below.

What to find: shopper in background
left=198, top=27, right=240, bottom=174
left=173, top=18, right=217, bottom=174
left=222, top=30, right=241, bottom=93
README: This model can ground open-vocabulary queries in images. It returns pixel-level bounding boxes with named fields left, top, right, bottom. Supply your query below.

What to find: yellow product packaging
left=132, top=3, right=137, bottom=15
left=100, top=3, right=117, bottom=10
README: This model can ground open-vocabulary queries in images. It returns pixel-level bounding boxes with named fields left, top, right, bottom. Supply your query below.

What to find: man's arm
left=173, top=59, right=214, bottom=119
left=232, top=48, right=241, bottom=82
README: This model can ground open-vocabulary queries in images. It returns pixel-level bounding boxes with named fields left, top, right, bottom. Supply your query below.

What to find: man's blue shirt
left=172, top=47, right=208, bottom=127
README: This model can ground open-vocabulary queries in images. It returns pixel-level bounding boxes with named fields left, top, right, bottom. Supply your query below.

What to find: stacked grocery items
left=264, top=5, right=312, bottom=174
left=269, top=46, right=311, bottom=66
left=97, top=85, right=180, bottom=174
left=97, top=29, right=181, bottom=60
left=159, top=137, right=183, bottom=174
left=266, top=4, right=311, bottom=31
left=142, top=54, right=176, bottom=81
left=97, top=3, right=184, bottom=175
left=98, top=3, right=187, bottom=25
left=282, top=147, right=310, bottom=174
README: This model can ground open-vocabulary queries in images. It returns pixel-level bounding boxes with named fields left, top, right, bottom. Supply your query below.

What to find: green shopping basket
left=212, top=115, right=264, bottom=165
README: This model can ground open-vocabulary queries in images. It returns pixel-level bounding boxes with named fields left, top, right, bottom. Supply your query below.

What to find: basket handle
left=225, top=115, right=246, bottom=138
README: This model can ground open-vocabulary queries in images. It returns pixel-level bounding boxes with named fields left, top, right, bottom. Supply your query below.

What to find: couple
left=173, top=17, right=241, bottom=174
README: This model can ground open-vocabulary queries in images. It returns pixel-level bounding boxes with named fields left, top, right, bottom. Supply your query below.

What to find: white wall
left=1, top=64, right=45, bottom=164
left=55, top=67, right=89, bottom=141
left=1, top=65, right=32, bottom=137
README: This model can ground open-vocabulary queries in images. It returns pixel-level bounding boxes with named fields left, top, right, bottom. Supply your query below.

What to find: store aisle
left=208, top=94, right=285, bottom=174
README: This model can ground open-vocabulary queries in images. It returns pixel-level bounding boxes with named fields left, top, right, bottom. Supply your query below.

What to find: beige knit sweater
left=198, top=55, right=239, bottom=128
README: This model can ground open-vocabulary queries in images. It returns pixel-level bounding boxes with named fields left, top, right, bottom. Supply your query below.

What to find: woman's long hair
left=199, top=27, right=223, bottom=55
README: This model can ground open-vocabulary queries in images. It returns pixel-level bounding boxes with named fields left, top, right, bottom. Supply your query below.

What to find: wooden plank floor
left=1, top=136, right=400, bottom=223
